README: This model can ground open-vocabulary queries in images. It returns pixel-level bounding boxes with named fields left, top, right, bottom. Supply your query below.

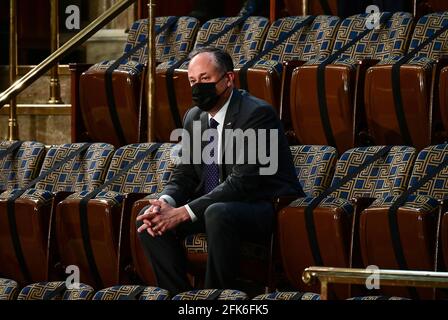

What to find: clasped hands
left=136, top=199, right=190, bottom=237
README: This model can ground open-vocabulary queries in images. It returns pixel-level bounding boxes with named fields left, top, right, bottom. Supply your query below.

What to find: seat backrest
left=190, top=16, right=269, bottom=67
left=16, top=281, right=94, bottom=300
left=262, top=15, right=340, bottom=63
left=408, top=144, right=448, bottom=200
left=125, top=16, right=200, bottom=65
left=0, top=141, right=45, bottom=191
left=0, top=278, right=18, bottom=300
left=172, top=289, right=248, bottom=300
left=289, top=145, right=338, bottom=197
left=407, top=12, right=448, bottom=61
left=92, top=285, right=170, bottom=300
left=329, top=146, right=416, bottom=200
left=34, top=143, right=115, bottom=193
left=333, top=12, right=413, bottom=62
left=102, top=143, right=175, bottom=194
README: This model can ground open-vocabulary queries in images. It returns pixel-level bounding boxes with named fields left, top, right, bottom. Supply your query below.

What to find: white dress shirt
left=160, top=91, right=233, bottom=222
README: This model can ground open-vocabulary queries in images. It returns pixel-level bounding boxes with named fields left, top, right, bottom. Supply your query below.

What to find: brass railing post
left=9, top=0, right=19, bottom=140
left=302, top=0, right=308, bottom=16
left=147, top=0, right=156, bottom=142
left=48, top=0, right=63, bottom=104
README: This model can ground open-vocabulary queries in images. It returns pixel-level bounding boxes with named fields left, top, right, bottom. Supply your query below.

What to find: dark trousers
left=136, top=201, right=274, bottom=295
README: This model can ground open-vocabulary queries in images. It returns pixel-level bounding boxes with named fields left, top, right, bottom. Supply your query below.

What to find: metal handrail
left=302, top=266, right=448, bottom=300
left=0, top=0, right=137, bottom=108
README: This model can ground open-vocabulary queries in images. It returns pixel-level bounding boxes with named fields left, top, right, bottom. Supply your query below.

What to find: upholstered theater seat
left=365, top=12, right=448, bottom=150
left=278, top=146, right=416, bottom=298
left=0, top=278, right=19, bottom=300
left=290, top=12, right=413, bottom=152
left=78, top=16, right=199, bottom=146
left=360, top=144, right=448, bottom=299
left=0, top=143, right=114, bottom=285
left=16, top=281, right=95, bottom=300
left=92, top=285, right=170, bottom=300
left=234, top=15, right=340, bottom=124
left=56, top=143, right=175, bottom=289
left=253, top=291, right=320, bottom=300
left=172, top=289, right=248, bottom=300
left=154, top=15, right=269, bottom=142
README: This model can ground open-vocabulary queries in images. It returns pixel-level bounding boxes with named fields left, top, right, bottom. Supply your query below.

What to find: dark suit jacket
left=161, top=89, right=304, bottom=219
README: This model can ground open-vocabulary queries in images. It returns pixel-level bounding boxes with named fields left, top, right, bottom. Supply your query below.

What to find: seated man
left=136, top=47, right=303, bottom=295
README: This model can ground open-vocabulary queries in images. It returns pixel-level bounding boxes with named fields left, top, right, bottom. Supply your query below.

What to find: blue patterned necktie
left=203, top=118, right=220, bottom=194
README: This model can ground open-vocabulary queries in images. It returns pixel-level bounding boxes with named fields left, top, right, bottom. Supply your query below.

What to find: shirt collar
left=208, top=90, right=233, bottom=126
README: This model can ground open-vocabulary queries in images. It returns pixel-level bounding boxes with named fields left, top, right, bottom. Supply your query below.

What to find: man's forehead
left=188, top=52, right=219, bottom=74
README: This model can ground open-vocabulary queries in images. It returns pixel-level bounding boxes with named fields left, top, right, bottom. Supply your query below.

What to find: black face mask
left=191, top=74, right=228, bottom=111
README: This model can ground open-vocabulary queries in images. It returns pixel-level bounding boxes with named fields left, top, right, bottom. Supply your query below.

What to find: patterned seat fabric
left=0, top=141, right=46, bottom=192
left=175, top=16, right=270, bottom=70
left=378, top=13, right=448, bottom=69
left=93, top=285, right=170, bottom=300
left=66, top=143, right=175, bottom=203
left=291, top=12, right=413, bottom=153
left=307, top=12, right=413, bottom=67
left=17, top=281, right=94, bottom=300
left=253, top=291, right=320, bottom=300
left=236, top=15, right=340, bottom=73
left=279, top=146, right=416, bottom=298
left=365, top=12, right=448, bottom=150
left=90, top=16, right=200, bottom=73
left=0, top=278, right=19, bottom=300
left=360, top=145, right=448, bottom=299
left=172, top=289, right=248, bottom=300
left=57, top=143, right=175, bottom=288
left=0, top=143, right=115, bottom=204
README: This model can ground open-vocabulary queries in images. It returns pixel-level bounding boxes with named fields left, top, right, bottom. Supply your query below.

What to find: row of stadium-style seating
left=74, top=11, right=448, bottom=153
left=0, top=280, right=409, bottom=300
left=1, top=141, right=448, bottom=299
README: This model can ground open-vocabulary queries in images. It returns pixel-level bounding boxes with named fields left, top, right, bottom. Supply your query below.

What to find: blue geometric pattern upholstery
left=378, top=12, right=448, bottom=69
left=369, top=144, right=448, bottom=210
left=0, top=143, right=114, bottom=204
left=308, top=12, right=413, bottom=67
left=0, top=278, right=19, bottom=300
left=17, top=281, right=93, bottom=300
left=172, top=289, right=248, bottom=300
left=62, top=283, right=95, bottom=300
left=66, top=143, right=175, bottom=204
left=236, top=15, right=340, bottom=73
left=328, top=146, right=416, bottom=199
left=290, top=145, right=338, bottom=197
left=0, top=141, right=45, bottom=191
left=1, top=143, right=113, bottom=201
left=253, top=291, right=321, bottom=300
left=90, top=16, right=199, bottom=74
left=288, top=146, right=416, bottom=214
left=92, top=285, right=170, bottom=300
left=177, top=16, right=269, bottom=69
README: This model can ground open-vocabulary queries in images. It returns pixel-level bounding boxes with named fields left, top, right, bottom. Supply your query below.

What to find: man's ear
left=226, top=72, right=235, bottom=85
